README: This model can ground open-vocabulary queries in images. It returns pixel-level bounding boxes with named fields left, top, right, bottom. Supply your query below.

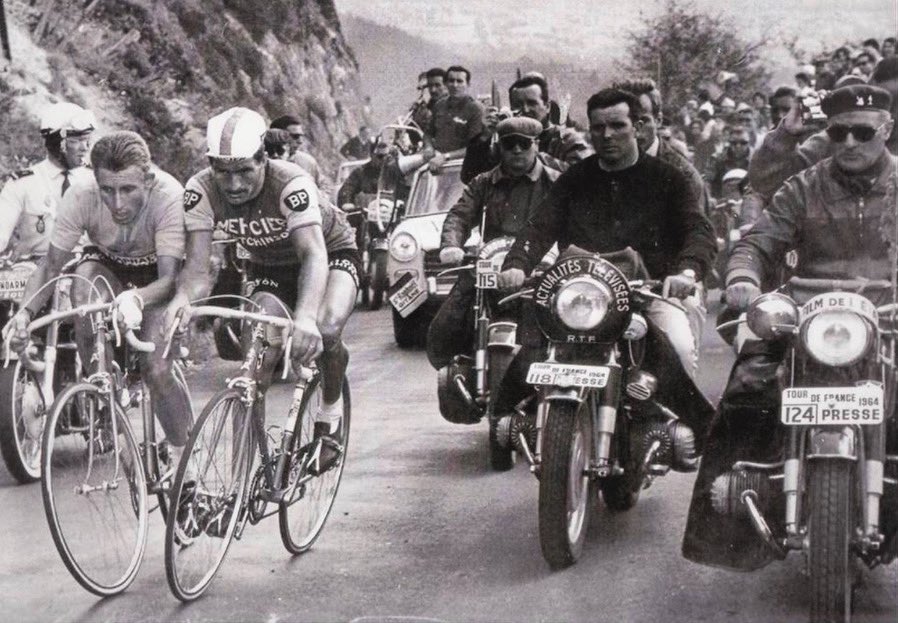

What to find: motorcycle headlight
left=389, top=232, right=418, bottom=263
left=802, top=311, right=872, bottom=366
left=554, top=277, right=611, bottom=331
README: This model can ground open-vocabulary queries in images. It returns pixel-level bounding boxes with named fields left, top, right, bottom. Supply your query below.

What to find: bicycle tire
left=153, top=362, right=195, bottom=521
left=41, top=382, right=148, bottom=596
left=279, top=377, right=351, bottom=554
left=0, top=361, right=44, bottom=483
left=165, top=387, right=253, bottom=602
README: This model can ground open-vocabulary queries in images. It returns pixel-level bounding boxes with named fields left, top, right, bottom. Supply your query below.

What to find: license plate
left=526, top=362, right=610, bottom=388
left=389, top=273, right=426, bottom=317
left=476, top=259, right=498, bottom=289
left=781, top=385, right=884, bottom=426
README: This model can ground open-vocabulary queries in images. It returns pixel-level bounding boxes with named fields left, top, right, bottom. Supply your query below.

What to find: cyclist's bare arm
left=291, top=224, right=328, bottom=363
left=134, top=254, right=181, bottom=308
left=164, top=230, right=213, bottom=330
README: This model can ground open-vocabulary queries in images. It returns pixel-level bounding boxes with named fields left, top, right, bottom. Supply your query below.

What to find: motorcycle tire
left=0, top=362, right=44, bottom=483
left=808, top=460, right=855, bottom=623
left=538, top=401, right=594, bottom=569
left=488, top=416, right=514, bottom=472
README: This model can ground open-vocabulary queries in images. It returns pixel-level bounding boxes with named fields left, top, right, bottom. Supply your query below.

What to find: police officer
left=0, top=102, right=95, bottom=259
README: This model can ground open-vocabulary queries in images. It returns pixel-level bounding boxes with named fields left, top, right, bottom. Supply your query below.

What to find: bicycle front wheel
left=41, top=382, right=148, bottom=596
left=279, top=377, right=351, bottom=554
left=165, top=388, right=253, bottom=602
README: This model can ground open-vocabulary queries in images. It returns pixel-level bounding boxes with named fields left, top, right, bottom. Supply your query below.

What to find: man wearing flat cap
left=683, top=83, right=898, bottom=570
left=427, top=116, right=559, bottom=371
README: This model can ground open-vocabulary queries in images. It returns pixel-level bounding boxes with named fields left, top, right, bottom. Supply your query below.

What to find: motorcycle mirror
left=746, top=292, right=799, bottom=339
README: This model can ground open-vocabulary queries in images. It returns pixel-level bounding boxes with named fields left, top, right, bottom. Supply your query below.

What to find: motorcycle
left=0, top=256, right=79, bottom=483
left=500, top=248, right=712, bottom=569
left=708, top=197, right=742, bottom=290
left=435, top=235, right=521, bottom=471
left=362, top=191, right=403, bottom=311
left=700, top=276, right=898, bottom=622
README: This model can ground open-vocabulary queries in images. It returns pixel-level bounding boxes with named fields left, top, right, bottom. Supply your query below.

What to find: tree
left=623, top=0, right=772, bottom=117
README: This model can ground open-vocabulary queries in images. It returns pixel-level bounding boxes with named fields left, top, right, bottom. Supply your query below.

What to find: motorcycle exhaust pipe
left=741, top=490, right=787, bottom=560
left=452, top=374, right=478, bottom=411
left=517, top=432, right=536, bottom=468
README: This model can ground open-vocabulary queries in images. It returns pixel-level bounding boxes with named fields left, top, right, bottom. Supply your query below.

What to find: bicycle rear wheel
left=165, top=388, right=253, bottom=602
left=41, top=382, right=148, bottom=596
left=279, top=377, right=351, bottom=554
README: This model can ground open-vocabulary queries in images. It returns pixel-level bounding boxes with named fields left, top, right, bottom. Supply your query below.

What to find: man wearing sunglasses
left=427, top=117, right=559, bottom=373
left=684, top=83, right=897, bottom=570
left=705, top=125, right=753, bottom=199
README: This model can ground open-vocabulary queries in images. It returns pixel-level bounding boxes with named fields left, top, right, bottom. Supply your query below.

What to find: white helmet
left=39, top=102, right=96, bottom=137
left=206, top=107, right=267, bottom=159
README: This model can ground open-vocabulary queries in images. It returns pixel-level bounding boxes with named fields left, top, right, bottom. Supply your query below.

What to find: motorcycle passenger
left=498, top=88, right=717, bottom=380
left=683, top=84, right=898, bottom=569
left=427, top=116, right=560, bottom=371
left=6, top=131, right=192, bottom=465
left=166, top=107, right=350, bottom=472
left=0, top=102, right=95, bottom=260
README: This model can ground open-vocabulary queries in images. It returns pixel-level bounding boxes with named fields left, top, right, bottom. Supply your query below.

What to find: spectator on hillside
left=854, top=51, right=876, bottom=80
left=264, top=129, right=291, bottom=160
left=270, top=115, right=332, bottom=196
left=768, top=85, right=798, bottom=129
left=830, top=46, right=852, bottom=78
left=882, top=37, right=897, bottom=58
left=751, top=91, right=771, bottom=130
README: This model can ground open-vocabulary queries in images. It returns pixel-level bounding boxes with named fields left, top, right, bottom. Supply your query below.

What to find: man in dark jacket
left=499, top=88, right=717, bottom=379
left=683, top=84, right=898, bottom=570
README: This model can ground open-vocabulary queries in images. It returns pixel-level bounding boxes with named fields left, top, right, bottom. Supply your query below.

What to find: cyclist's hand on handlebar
left=439, top=246, right=464, bottom=265
left=161, top=293, right=191, bottom=339
left=663, top=270, right=697, bottom=300
left=725, top=281, right=761, bottom=311
left=4, top=309, right=32, bottom=353
left=498, top=268, right=526, bottom=292
left=115, top=290, right=144, bottom=330
left=291, top=315, right=323, bottom=366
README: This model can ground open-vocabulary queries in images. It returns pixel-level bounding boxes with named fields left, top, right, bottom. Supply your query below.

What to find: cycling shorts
left=245, top=249, right=361, bottom=306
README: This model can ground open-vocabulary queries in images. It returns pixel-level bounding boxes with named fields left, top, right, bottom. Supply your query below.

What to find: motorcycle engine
left=710, top=469, right=773, bottom=518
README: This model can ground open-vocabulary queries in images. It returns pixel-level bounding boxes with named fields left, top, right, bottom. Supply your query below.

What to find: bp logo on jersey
left=284, top=189, right=310, bottom=212
left=184, top=190, right=203, bottom=211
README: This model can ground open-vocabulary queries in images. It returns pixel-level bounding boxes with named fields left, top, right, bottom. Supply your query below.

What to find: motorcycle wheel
left=0, top=362, right=44, bottom=483
left=368, top=250, right=387, bottom=311
left=808, top=460, right=854, bottom=622
left=488, top=416, right=514, bottom=472
left=538, top=401, right=594, bottom=569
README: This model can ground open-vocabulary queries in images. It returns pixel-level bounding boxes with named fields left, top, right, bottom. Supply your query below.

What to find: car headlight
left=389, top=232, right=418, bottom=262
left=554, top=277, right=611, bottom=331
left=802, top=311, right=872, bottom=366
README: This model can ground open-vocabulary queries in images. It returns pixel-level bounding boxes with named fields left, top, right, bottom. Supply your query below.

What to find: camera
left=799, top=90, right=829, bottom=124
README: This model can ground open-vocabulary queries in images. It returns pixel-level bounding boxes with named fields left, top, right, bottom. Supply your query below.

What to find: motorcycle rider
left=166, top=107, right=350, bottom=472
left=498, top=88, right=716, bottom=380
left=683, top=84, right=898, bottom=569
left=0, top=102, right=95, bottom=260
left=6, top=131, right=192, bottom=467
left=427, top=116, right=560, bottom=371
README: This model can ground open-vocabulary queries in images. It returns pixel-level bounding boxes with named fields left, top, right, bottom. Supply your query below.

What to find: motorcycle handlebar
left=787, top=276, right=892, bottom=291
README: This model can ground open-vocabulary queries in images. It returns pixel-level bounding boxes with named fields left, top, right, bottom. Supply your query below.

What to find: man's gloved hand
left=663, top=270, right=697, bottom=299
left=726, top=281, right=762, bottom=311
left=3, top=309, right=33, bottom=353
left=291, top=315, right=323, bottom=367
left=115, top=290, right=144, bottom=330
left=439, top=246, right=464, bottom=265
left=498, top=268, right=525, bottom=292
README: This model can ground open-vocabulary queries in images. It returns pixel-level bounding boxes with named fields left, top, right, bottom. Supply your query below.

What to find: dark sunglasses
left=730, top=140, right=749, bottom=146
left=825, top=123, right=884, bottom=143
left=499, top=135, right=535, bottom=151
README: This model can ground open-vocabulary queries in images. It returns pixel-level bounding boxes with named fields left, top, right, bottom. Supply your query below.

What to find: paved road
left=1, top=302, right=895, bottom=622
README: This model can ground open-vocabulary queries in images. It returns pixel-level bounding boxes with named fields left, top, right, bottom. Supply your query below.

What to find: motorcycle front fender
left=544, top=387, right=589, bottom=404
left=806, top=426, right=857, bottom=461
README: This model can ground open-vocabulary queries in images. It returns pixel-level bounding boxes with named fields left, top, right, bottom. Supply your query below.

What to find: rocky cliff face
left=1, top=0, right=363, bottom=180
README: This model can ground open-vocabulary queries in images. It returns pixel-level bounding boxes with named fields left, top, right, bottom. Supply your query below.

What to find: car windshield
left=405, top=161, right=464, bottom=218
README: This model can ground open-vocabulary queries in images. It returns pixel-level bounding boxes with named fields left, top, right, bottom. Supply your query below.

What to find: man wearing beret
left=683, top=84, right=898, bottom=569
left=426, top=116, right=560, bottom=372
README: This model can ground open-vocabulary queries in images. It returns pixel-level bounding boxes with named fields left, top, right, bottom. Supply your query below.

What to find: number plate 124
left=781, top=384, right=884, bottom=426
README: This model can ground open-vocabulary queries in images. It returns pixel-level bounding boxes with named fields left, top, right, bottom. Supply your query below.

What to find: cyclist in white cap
left=0, top=102, right=95, bottom=260
left=167, top=106, right=353, bottom=472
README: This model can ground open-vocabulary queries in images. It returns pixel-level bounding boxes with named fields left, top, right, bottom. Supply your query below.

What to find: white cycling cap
left=722, top=168, right=747, bottom=184
left=39, top=102, right=96, bottom=136
left=206, top=107, right=267, bottom=159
